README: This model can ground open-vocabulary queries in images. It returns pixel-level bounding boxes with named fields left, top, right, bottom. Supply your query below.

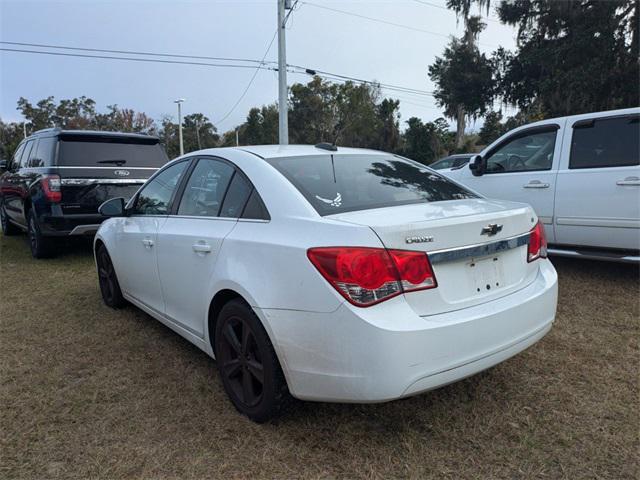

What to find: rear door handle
left=192, top=242, right=212, bottom=254
left=523, top=180, right=550, bottom=189
left=616, top=176, right=640, bottom=186
left=141, top=238, right=154, bottom=248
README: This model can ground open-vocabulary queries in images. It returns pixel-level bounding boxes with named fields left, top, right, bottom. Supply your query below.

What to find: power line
left=0, top=40, right=277, bottom=65
left=0, top=47, right=276, bottom=70
left=300, top=1, right=450, bottom=39
left=412, top=0, right=501, bottom=23
left=300, top=1, right=497, bottom=48
left=216, top=0, right=299, bottom=128
left=288, top=64, right=435, bottom=97
left=213, top=30, right=278, bottom=125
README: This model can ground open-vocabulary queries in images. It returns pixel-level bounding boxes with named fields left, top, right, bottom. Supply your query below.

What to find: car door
left=155, top=157, right=248, bottom=338
left=113, top=159, right=190, bottom=314
left=1, top=141, right=27, bottom=224
left=4, top=139, right=36, bottom=226
left=452, top=124, right=562, bottom=242
left=554, top=112, right=640, bottom=250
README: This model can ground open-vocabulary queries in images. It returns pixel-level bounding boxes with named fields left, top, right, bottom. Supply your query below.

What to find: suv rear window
left=58, top=134, right=168, bottom=168
left=267, top=154, right=477, bottom=215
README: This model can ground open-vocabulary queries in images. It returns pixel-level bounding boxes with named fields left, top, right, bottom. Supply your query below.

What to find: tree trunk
left=455, top=104, right=466, bottom=150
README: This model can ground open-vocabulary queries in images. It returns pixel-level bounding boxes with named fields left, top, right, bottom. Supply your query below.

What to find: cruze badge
left=405, top=235, right=434, bottom=244
left=481, top=223, right=503, bottom=236
left=114, top=170, right=130, bottom=177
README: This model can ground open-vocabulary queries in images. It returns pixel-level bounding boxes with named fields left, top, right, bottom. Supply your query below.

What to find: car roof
left=231, top=144, right=389, bottom=159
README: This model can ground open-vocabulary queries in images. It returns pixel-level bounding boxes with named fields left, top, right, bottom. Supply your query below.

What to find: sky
left=0, top=0, right=519, bottom=134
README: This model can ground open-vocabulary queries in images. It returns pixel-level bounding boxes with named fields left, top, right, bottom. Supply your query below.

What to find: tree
left=493, top=0, right=639, bottom=116
left=0, top=119, right=24, bottom=160
left=428, top=23, right=495, bottom=150
left=478, top=110, right=505, bottom=145
left=400, top=117, right=451, bottom=164
left=226, top=77, right=401, bottom=151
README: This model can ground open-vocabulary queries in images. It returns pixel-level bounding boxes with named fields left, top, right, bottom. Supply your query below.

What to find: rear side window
left=29, top=137, right=56, bottom=167
left=220, top=172, right=252, bottom=218
left=177, top=159, right=234, bottom=217
left=267, top=154, right=477, bottom=216
left=58, top=135, right=168, bottom=168
left=570, top=115, right=640, bottom=169
left=241, top=190, right=270, bottom=220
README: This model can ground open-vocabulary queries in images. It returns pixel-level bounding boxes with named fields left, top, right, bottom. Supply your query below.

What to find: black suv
left=0, top=129, right=169, bottom=258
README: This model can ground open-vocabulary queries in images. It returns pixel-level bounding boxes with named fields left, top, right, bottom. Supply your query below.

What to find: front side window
left=570, top=115, right=639, bottom=169
left=10, top=142, right=26, bottom=171
left=133, top=161, right=188, bottom=215
left=177, top=159, right=234, bottom=217
left=485, top=130, right=557, bottom=174
left=267, top=154, right=477, bottom=216
left=431, top=158, right=453, bottom=169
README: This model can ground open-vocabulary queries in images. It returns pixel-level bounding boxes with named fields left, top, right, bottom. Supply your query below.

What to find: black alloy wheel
left=96, top=245, right=125, bottom=308
left=27, top=210, right=53, bottom=258
left=215, top=299, right=292, bottom=422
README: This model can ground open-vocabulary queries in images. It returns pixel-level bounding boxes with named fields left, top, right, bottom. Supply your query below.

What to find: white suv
left=444, top=108, right=639, bottom=263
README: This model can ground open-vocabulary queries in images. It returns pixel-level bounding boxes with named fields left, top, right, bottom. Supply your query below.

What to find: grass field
left=1, top=232, right=638, bottom=479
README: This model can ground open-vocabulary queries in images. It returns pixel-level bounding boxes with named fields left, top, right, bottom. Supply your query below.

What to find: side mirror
left=469, top=155, right=485, bottom=177
left=99, top=197, right=126, bottom=217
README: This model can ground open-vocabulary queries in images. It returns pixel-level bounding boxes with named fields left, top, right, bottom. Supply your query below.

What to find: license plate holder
left=468, top=255, right=504, bottom=295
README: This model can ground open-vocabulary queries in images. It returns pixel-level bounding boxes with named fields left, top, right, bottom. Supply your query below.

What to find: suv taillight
left=41, top=175, right=62, bottom=203
left=307, top=247, right=437, bottom=307
left=528, top=220, right=547, bottom=262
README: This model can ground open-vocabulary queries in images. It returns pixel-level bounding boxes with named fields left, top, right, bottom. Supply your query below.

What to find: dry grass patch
left=1, top=232, right=638, bottom=479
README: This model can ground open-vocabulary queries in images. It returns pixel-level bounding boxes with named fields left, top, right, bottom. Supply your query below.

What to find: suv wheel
left=27, top=210, right=54, bottom=258
left=0, top=201, right=19, bottom=236
left=96, top=245, right=126, bottom=308
left=215, top=299, right=292, bottom=423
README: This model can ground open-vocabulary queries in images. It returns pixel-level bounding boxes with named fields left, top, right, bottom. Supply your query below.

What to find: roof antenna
left=315, top=142, right=337, bottom=152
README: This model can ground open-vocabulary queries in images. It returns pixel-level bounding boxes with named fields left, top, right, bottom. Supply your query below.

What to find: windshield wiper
left=98, top=159, right=127, bottom=166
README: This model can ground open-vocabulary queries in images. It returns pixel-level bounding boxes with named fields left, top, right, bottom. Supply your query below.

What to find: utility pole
left=23, top=123, right=27, bottom=139
left=195, top=118, right=202, bottom=150
left=277, top=0, right=292, bottom=145
left=235, top=127, right=239, bottom=146
left=174, top=98, right=185, bottom=156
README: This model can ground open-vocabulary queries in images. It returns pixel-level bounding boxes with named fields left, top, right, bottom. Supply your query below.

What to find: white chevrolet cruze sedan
left=95, top=144, right=558, bottom=422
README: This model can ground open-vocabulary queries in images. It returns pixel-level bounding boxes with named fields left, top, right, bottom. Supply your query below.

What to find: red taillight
left=528, top=220, right=547, bottom=262
left=307, top=247, right=437, bottom=307
left=41, top=175, right=62, bottom=203
left=388, top=249, right=437, bottom=292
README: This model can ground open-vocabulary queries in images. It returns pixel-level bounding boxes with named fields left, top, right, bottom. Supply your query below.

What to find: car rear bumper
left=257, top=259, right=558, bottom=403
left=37, top=213, right=106, bottom=236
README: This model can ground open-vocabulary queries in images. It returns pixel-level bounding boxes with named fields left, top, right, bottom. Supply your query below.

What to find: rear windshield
left=58, top=135, right=169, bottom=168
left=267, top=154, right=477, bottom=215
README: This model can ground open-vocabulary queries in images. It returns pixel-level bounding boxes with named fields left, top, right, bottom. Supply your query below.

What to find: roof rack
left=315, top=142, right=338, bottom=152
left=32, top=127, right=62, bottom=135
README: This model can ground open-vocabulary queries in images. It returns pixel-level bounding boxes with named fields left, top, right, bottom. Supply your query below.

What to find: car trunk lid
left=327, top=199, right=540, bottom=316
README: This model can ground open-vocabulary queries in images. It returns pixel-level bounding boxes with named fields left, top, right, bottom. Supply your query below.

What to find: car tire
left=214, top=299, right=292, bottom=423
left=27, top=210, right=54, bottom=258
left=96, top=245, right=126, bottom=309
left=0, top=200, right=20, bottom=236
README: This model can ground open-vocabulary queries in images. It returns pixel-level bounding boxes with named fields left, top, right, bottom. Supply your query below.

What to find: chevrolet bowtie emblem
left=481, top=223, right=503, bottom=236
